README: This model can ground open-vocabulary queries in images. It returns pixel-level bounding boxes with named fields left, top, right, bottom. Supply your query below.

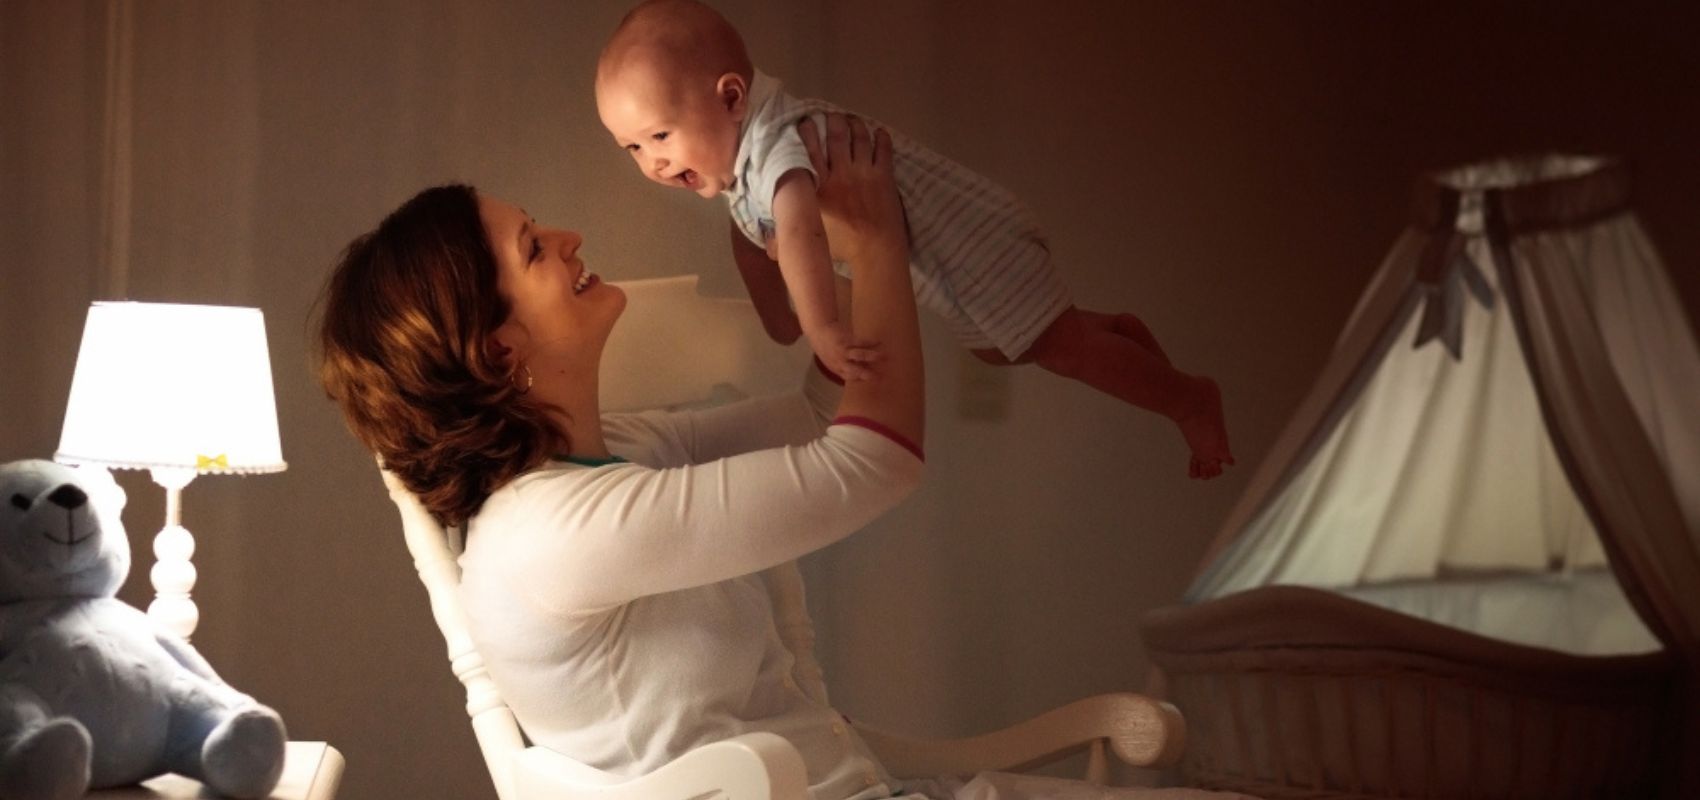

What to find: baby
left=594, top=0, right=1233, bottom=477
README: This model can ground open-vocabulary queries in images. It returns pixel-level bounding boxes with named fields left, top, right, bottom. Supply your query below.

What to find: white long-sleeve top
left=458, top=363, right=924, bottom=800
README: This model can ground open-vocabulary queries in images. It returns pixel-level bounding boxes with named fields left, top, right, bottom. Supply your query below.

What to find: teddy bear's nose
left=48, top=484, right=88, bottom=510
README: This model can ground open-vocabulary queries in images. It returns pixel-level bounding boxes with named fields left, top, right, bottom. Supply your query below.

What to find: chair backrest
left=598, top=275, right=809, bottom=412
left=385, top=469, right=525, bottom=799
left=387, top=276, right=808, bottom=800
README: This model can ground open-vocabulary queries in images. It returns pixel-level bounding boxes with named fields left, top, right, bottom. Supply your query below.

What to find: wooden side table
left=87, top=741, right=344, bottom=799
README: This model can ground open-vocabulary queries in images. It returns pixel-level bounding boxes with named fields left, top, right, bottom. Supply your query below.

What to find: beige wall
left=3, top=2, right=1696, bottom=798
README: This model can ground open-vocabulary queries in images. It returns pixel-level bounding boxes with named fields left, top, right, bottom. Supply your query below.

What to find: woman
left=317, top=117, right=1241, bottom=800
left=321, top=114, right=927, bottom=798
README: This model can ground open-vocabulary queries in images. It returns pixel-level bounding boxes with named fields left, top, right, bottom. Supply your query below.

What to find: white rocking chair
left=385, top=276, right=1186, bottom=800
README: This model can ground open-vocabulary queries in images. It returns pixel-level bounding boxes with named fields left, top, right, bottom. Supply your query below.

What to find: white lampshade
left=56, top=301, right=286, bottom=474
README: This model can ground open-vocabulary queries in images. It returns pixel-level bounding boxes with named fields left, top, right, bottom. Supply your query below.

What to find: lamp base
left=148, top=593, right=199, bottom=640
left=149, top=468, right=200, bottom=641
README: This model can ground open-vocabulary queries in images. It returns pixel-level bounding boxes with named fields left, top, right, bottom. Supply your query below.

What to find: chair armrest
left=511, top=733, right=810, bottom=800
left=854, top=692, right=1185, bottom=780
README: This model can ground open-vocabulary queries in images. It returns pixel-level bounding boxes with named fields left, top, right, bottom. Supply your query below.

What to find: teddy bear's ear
left=72, top=464, right=128, bottom=514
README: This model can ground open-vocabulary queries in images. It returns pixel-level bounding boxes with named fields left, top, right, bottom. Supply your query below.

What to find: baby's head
left=596, top=0, right=753, bottom=199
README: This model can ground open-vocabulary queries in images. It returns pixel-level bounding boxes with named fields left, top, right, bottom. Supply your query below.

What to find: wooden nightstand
left=87, top=741, right=344, bottom=799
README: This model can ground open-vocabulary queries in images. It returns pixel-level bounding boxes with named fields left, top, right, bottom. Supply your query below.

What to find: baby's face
left=597, top=68, right=741, bottom=199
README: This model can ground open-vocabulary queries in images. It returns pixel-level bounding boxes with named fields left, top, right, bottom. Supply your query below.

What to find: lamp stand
left=147, top=466, right=200, bottom=640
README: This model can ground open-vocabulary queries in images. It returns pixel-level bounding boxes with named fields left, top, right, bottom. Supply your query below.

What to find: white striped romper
left=725, top=70, right=1073, bottom=361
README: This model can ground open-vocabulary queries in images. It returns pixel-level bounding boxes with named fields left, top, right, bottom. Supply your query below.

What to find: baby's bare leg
left=1076, top=308, right=1172, bottom=367
left=1010, top=307, right=1234, bottom=478
left=971, top=309, right=1170, bottom=368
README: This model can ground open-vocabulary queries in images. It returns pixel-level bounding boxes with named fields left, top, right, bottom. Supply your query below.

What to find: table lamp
left=55, top=301, right=287, bottom=640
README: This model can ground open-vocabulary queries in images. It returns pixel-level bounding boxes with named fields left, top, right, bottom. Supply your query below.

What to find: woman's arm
left=494, top=426, right=920, bottom=613
left=663, top=357, right=843, bottom=460
left=802, top=115, right=925, bottom=450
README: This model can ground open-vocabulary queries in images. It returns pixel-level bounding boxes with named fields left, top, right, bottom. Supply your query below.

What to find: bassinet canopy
left=1187, top=154, right=1700, bottom=658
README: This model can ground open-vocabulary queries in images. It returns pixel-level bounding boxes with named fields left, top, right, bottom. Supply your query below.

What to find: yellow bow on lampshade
left=196, top=453, right=229, bottom=470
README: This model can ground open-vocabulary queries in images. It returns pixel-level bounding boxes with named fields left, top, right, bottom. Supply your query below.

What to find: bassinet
left=1140, top=585, right=1676, bottom=799
left=1140, top=154, right=1699, bottom=799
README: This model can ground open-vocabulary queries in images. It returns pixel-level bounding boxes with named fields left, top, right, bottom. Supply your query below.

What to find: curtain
left=1504, top=208, right=1700, bottom=798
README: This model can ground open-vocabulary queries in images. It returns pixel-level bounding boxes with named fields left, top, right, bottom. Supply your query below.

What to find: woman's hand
left=797, top=114, right=907, bottom=268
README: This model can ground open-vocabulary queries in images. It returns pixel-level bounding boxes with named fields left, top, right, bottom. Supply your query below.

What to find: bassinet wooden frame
left=1140, top=585, right=1676, bottom=799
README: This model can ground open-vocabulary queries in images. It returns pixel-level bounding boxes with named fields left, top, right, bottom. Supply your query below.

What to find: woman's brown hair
left=315, top=184, right=557, bottom=525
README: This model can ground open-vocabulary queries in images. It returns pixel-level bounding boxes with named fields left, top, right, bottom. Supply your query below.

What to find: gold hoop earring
left=513, top=363, right=534, bottom=394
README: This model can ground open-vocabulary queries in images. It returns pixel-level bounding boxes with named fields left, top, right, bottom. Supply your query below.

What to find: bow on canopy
left=1412, top=188, right=1510, bottom=360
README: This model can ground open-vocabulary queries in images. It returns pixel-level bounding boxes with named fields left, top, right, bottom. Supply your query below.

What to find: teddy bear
left=0, top=459, right=286, bottom=799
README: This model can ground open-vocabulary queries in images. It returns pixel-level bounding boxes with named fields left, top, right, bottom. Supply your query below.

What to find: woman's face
left=479, top=195, right=626, bottom=369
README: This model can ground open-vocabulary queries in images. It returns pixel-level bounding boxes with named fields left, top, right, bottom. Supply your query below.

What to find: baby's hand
left=808, top=320, right=880, bottom=381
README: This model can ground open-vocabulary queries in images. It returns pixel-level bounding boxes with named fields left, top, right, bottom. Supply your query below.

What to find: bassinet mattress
left=1336, top=567, right=1661, bottom=656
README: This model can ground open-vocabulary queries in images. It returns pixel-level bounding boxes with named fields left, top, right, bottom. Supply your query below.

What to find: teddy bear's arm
left=155, top=633, right=233, bottom=689
left=0, top=605, right=58, bottom=660
left=156, top=632, right=261, bottom=708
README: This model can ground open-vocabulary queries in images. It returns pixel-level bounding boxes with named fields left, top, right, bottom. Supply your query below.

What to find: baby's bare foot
left=1176, top=376, right=1233, bottom=479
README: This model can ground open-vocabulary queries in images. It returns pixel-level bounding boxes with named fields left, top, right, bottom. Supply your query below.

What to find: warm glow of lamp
left=55, top=301, right=286, bottom=640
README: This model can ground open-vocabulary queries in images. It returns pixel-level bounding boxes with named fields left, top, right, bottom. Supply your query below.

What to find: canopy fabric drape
left=1193, top=156, right=1698, bottom=598
left=1191, top=229, right=1603, bottom=591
